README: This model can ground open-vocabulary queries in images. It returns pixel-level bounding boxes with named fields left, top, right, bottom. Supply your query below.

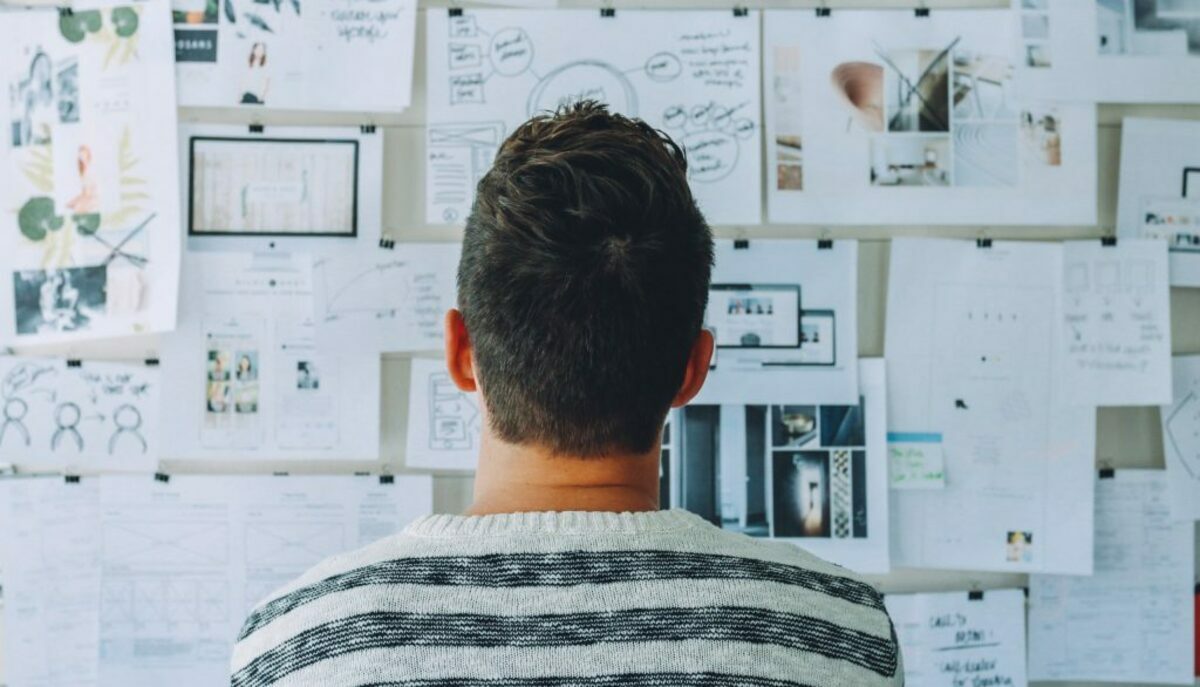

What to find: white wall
left=3, top=1, right=1199, bottom=686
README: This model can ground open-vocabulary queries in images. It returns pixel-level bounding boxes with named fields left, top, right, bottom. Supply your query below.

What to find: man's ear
left=444, top=308, right=477, bottom=393
left=671, top=328, right=713, bottom=408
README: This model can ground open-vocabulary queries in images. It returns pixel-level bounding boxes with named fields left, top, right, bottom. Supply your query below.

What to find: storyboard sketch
left=160, top=252, right=380, bottom=460
left=172, top=0, right=416, bottom=111
left=1061, top=239, right=1173, bottom=407
left=1028, top=470, right=1196, bottom=685
left=670, top=359, right=889, bottom=574
left=406, top=357, right=481, bottom=471
left=887, top=239, right=1096, bottom=575
left=1015, top=0, right=1200, bottom=104
left=694, top=239, right=858, bottom=405
left=425, top=8, right=763, bottom=226
left=0, top=356, right=158, bottom=470
left=314, top=242, right=461, bottom=353
left=886, top=589, right=1028, bottom=687
left=0, top=477, right=101, bottom=687
left=763, top=9, right=1097, bottom=226
left=97, top=474, right=433, bottom=687
left=0, top=0, right=182, bottom=346
left=1116, top=117, right=1200, bottom=287
left=179, top=123, right=384, bottom=255
left=1162, top=355, right=1200, bottom=522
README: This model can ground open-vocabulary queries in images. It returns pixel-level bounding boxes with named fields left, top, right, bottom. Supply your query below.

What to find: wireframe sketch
left=428, top=372, right=480, bottom=451
left=0, top=357, right=158, bottom=468
left=427, top=9, right=763, bottom=225
left=1, top=3, right=182, bottom=346
left=406, top=358, right=482, bottom=470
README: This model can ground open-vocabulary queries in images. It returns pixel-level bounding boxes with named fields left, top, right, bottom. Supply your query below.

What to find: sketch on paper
left=1, top=1, right=181, bottom=346
left=763, top=9, right=1095, bottom=225
left=0, top=357, right=158, bottom=469
left=1161, top=356, right=1200, bottom=521
left=426, top=9, right=763, bottom=225
left=406, top=358, right=482, bottom=470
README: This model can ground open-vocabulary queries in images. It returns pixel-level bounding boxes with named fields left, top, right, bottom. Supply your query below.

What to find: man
left=231, top=101, right=902, bottom=687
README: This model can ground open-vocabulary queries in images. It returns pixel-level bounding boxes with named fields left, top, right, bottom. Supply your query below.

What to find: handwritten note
left=886, top=589, right=1028, bottom=687
left=1061, top=239, right=1173, bottom=406
left=888, top=432, right=945, bottom=489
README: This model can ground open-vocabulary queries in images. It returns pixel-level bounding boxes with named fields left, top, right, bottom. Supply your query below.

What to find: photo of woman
left=66, top=144, right=100, bottom=214
left=239, top=42, right=269, bottom=105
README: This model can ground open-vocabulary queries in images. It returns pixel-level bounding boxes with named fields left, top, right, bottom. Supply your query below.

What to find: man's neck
left=466, top=432, right=661, bottom=516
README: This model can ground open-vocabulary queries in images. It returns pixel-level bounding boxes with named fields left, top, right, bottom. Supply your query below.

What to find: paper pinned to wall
left=693, top=240, right=858, bottom=405
left=672, top=359, right=890, bottom=574
left=887, top=432, right=945, bottom=489
left=1162, top=355, right=1200, bottom=522
left=314, top=243, right=461, bottom=354
left=172, top=0, right=415, bottom=111
left=406, top=357, right=481, bottom=471
left=1061, top=239, right=1173, bottom=406
left=0, top=357, right=159, bottom=471
left=97, top=473, right=433, bottom=687
left=160, top=252, right=381, bottom=460
left=886, top=589, right=1028, bottom=687
left=425, top=9, right=762, bottom=225
left=887, top=239, right=1095, bottom=575
left=763, top=8, right=1097, bottom=226
left=0, top=0, right=182, bottom=346
left=1029, top=470, right=1195, bottom=685
left=1116, top=117, right=1200, bottom=287
left=0, top=477, right=101, bottom=687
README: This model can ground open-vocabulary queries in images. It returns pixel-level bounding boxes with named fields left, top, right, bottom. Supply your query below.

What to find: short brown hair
left=457, top=101, right=712, bottom=456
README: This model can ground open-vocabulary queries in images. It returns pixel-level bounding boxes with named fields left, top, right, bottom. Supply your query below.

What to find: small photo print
left=206, top=380, right=230, bottom=413
left=9, top=49, right=57, bottom=147
left=954, top=123, right=1018, bottom=187
left=207, top=348, right=232, bottom=381
left=1006, top=530, right=1033, bottom=562
left=234, top=351, right=258, bottom=381
left=771, top=405, right=818, bottom=448
left=1021, top=13, right=1050, bottom=40
left=772, top=451, right=830, bottom=538
left=56, top=57, right=79, bottom=124
left=13, top=265, right=107, bottom=335
left=831, top=61, right=884, bottom=133
left=776, top=136, right=803, bottom=190
left=234, top=383, right=259, bottom=413
left=726, top=297, right=775, bottom=316
left=296, top=361, right=320, bottom=390
left=1021, top=108, right=1062, bottom=167
left=869, top=136, right=951, bottom=187
left=882, top=49, right=950, bottom=133
left=1025, top=43, right=1052, bottom=68
left=819, top=402, right=866, bottom=447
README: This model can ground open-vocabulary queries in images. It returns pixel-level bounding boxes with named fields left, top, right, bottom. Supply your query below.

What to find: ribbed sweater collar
left=404, top=509, right=706, bottom=538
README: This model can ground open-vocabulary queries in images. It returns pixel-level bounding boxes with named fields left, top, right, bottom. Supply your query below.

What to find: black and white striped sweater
left=231, top=510, right=903, bottom=687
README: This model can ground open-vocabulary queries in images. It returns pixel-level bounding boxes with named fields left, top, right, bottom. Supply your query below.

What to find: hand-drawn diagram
left=313, top=243, right=461, bottom=353
left=0, top=357, right=158, bottom=468
left=428, top=371, right=480, bottom=451
left=1162, top=356, right=1200, bottom=521
left=427, top=9, right=763, bottom=225
left=406, top=358, right=482, bottom=470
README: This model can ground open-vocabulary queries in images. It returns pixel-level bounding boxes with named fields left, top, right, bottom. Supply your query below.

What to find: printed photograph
left=13, top=265, right=107, bottom=335
left=1025, top=43, right=1052, bottom=68
left=234, top=351, right=258, bottom=381
left=950, top=49, right=1014, bottom=122
left=207, top=348, right=231, bottom=381
left=1006, top=530, right=1034, bottom=562
left=771, top=405, right=819, bottom=448
left=206, top=380, right=230, bottom=413
left=1021, top=108, right=1063, bottom=167
left=297, top=361, right=320, bottom=390
left=56, top=57, right=79, bottom=124
left=9, top=49, right=57, bottom=147
left=882, top=48, right=950, bottom=132
left=773, top=44, right=806, bottom=189
left=819, top=401, right=866, bottom=447
left=772, top=450, right=830, bottom=538
left=869, top=136, right=951, bottom=186
left=954, top=123, right=1018, bottom=186
left=1098, top=0, right=1200, bottom=57
left=678, top=405, right=770, bottom=538
left=234, top=383, right=259, bottom=413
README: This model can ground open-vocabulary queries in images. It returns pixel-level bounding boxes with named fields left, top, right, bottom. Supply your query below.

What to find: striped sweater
left=231, top=510, right=903, bottom=687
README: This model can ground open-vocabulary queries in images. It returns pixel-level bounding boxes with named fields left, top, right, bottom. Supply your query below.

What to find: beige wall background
left=3, top=1, right=1200, bottom=685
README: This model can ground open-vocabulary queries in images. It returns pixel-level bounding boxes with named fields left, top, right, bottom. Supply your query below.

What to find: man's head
left=447, top=101, right=714, bottom=458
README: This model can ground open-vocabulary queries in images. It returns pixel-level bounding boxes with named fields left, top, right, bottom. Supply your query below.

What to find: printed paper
left=1061, top=239, right=1173, bottom=406
left=887, top=589, right=1028, bottom=687
left=694, top=240, right=858, bottom=405
left=887, top=239, right=1095, bottom=574
left=405, top=357, right=481, bottom=471
left=0, top=357, right=158, bottom=470
left=763, top=8, right=1096, bottom=225
left=1116, top=117, right=1200, bottom=287
left=887, top=432, right=946, bottom=489
left=173, top=0, right=416, bottom=111
left=672, top=359, right=890, bottom=574
left=425, top=9, right=762, bottom=225
left=0, top=0, right=182, bottom=346
left=314, top=242, right=461, bottom=353
left=160, top=252, right=380, bottom=460
left=1029, top=470, right=1195, bottom=685
left=1162, top=355, right=1200, bottom=522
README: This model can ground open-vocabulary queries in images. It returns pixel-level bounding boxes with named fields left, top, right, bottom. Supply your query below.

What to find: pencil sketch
left=428, top=371, right=480, bottom=451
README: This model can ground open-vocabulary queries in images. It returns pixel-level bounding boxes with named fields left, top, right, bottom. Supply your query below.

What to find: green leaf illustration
left=18, top=197, right=64, bottom=242
left=59, top=10, right=102, bottom=43
left=74, top=213, right=101, bottom=235
left=111, top=6, right=139, bottom=38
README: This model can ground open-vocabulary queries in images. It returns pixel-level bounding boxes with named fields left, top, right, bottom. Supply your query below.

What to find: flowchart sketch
left=0, top=0, right=183, bottom=346
left=1162, top=355, right=1200, bottom=521
left=426, top=9, right=762, bottom=226
left=406, top=357, right=482, bottom=470
left=1060, top=239, right=1172, bottom=406
left=763, top=8, right=1096, bottom=225
left=0, top=356, right=158, bottom=470
left=314, top=242, right=461, bottom=353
